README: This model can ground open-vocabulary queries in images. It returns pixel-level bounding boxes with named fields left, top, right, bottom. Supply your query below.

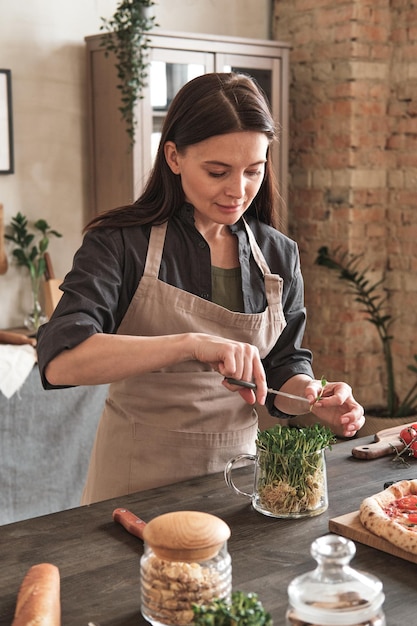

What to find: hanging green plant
left=100, top=0, right=158, bottom=144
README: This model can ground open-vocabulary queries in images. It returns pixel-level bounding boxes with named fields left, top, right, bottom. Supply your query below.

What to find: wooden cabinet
left=85, top=30, right=290, bottom=227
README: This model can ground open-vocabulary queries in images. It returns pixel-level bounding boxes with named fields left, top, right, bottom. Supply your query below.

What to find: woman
left=37, top=73, right=364, bottom=504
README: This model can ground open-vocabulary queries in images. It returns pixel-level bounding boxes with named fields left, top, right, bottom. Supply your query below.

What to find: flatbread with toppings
left=359, top=479, right=417, bottom=555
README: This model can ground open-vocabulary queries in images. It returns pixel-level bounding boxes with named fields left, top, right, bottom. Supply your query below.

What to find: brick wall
left=273, top=0, right=417, bottom=410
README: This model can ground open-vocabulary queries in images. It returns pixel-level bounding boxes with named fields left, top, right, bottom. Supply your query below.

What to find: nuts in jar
left=140, top=511, right=232, bottom=626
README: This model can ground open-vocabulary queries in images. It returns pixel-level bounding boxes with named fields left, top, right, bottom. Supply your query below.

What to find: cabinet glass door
left=216, top=54, right=280, bottom=109
left=143, top=49, right=214, bottom=171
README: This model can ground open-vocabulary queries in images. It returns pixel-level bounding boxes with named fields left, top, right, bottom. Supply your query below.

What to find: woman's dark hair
left=85, top=72, right=279, bottom=231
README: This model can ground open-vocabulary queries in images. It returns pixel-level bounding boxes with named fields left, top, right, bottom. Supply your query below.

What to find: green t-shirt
left=211, top=266, right=244, bottom=312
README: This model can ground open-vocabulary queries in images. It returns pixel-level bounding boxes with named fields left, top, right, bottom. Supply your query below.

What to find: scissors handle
left=224, top=377, right=312, bottom=414
left=224, top=377, right=257, bottom=390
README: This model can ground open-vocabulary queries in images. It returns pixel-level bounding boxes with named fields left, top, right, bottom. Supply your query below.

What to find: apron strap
left=242, top=218, right=271, bottom=276
left=143, top=222, right=168, bottom=278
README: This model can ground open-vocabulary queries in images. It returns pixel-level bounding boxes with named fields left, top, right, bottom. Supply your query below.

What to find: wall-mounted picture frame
left=0, top=69, right=14, bottom=174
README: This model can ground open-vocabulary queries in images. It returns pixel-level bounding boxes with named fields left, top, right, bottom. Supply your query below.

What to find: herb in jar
left=255, top=424, right=335, bottom=516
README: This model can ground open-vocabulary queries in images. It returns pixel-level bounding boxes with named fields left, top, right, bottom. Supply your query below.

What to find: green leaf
left=193, top=591, right=273, bottom=625
left=5, top=212, right=62, bottom=280
left=100, top=0, right=158, bottom=144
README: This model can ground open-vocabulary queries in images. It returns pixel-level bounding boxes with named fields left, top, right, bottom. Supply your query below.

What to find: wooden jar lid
left=142, top=510, right=231, bottom=562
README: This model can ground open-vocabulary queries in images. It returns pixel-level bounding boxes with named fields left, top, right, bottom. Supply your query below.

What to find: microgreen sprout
left=309, top=375, right=327, bottom=412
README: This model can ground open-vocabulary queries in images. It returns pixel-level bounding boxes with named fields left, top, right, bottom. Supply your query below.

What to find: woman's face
left=164, top=131, right=269, bottom=230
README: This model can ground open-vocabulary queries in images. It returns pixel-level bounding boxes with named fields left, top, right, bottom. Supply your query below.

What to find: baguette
left=12, top=563, right=60, bottom=626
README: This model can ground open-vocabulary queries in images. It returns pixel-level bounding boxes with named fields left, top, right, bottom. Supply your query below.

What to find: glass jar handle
left=224, top=454, right=256, bottom=498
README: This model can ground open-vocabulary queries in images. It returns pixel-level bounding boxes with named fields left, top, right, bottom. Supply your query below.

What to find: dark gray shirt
left=37, top=204, right=314, bottom=415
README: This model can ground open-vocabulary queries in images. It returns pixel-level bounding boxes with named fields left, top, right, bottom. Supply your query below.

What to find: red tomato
left=397, top=495, right=417, bottom=510
left=400, top=426, right=417, bottom=445
left=407, top=513, right=417, bottom=524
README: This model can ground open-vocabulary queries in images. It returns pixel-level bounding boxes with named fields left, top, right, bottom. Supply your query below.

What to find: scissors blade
left=224, top=377, right=312, bottom=414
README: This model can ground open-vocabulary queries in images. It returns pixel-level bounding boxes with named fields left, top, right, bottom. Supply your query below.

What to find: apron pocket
left=129, top=420, right=257, bottom=492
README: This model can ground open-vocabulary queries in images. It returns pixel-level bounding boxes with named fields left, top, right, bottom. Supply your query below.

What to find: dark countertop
left=0, top=437, right=415, bottom=625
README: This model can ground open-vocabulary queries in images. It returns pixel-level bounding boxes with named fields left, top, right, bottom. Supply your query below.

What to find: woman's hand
left=305, top=380, right=365, bottom=438
left=191, top=333, right=267, bottom=405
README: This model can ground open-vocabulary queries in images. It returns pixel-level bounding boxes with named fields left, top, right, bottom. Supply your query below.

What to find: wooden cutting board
left=351, top=422, right=415, bottom=459
left=329, top=511, right=417, bottom=564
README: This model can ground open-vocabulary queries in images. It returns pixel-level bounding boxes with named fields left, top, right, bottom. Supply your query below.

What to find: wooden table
left=0, top=438, right=415, bottom=625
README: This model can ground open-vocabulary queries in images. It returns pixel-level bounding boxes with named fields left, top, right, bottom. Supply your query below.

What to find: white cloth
left=0, top=344, right=37, bottom=399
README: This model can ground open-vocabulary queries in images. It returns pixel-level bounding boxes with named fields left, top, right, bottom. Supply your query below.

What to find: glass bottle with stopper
left=286, top=534, right=386, bottom=626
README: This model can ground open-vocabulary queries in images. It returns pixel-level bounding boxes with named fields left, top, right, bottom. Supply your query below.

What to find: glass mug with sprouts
left=224, top=424, right=332, bottom=519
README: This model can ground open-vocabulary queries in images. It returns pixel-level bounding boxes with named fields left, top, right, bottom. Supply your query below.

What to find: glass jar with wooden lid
left=140, top=510, right=232, bottom=626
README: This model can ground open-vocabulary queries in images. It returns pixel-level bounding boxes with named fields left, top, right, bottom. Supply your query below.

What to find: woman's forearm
left=44, top=332, right=268, bottom=403
left=44, top=333, right=196, bottom=386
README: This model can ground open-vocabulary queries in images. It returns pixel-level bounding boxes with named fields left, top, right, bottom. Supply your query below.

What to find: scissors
left=224, top=377, right=312, bottom=415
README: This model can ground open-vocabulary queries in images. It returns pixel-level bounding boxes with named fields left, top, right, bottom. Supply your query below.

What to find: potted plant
left=100, top=0, right=158, bottom=144
left=315, top=246, right=417, bottom=433
left=5, top=212, right=62, bottom=332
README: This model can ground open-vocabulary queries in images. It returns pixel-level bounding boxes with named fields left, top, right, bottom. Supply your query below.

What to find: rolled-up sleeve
left=37, top=228, right=136, bottom=389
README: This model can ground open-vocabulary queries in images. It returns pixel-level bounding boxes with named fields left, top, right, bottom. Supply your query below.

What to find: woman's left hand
left=305, top=380, right=365, bottom=438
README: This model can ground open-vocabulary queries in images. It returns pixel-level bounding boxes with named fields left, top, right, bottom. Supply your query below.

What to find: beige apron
left=82, top=220, right=286, bottom=504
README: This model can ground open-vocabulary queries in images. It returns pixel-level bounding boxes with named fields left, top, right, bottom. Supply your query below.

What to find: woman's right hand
left=190, top=333, right=267, bottom=405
